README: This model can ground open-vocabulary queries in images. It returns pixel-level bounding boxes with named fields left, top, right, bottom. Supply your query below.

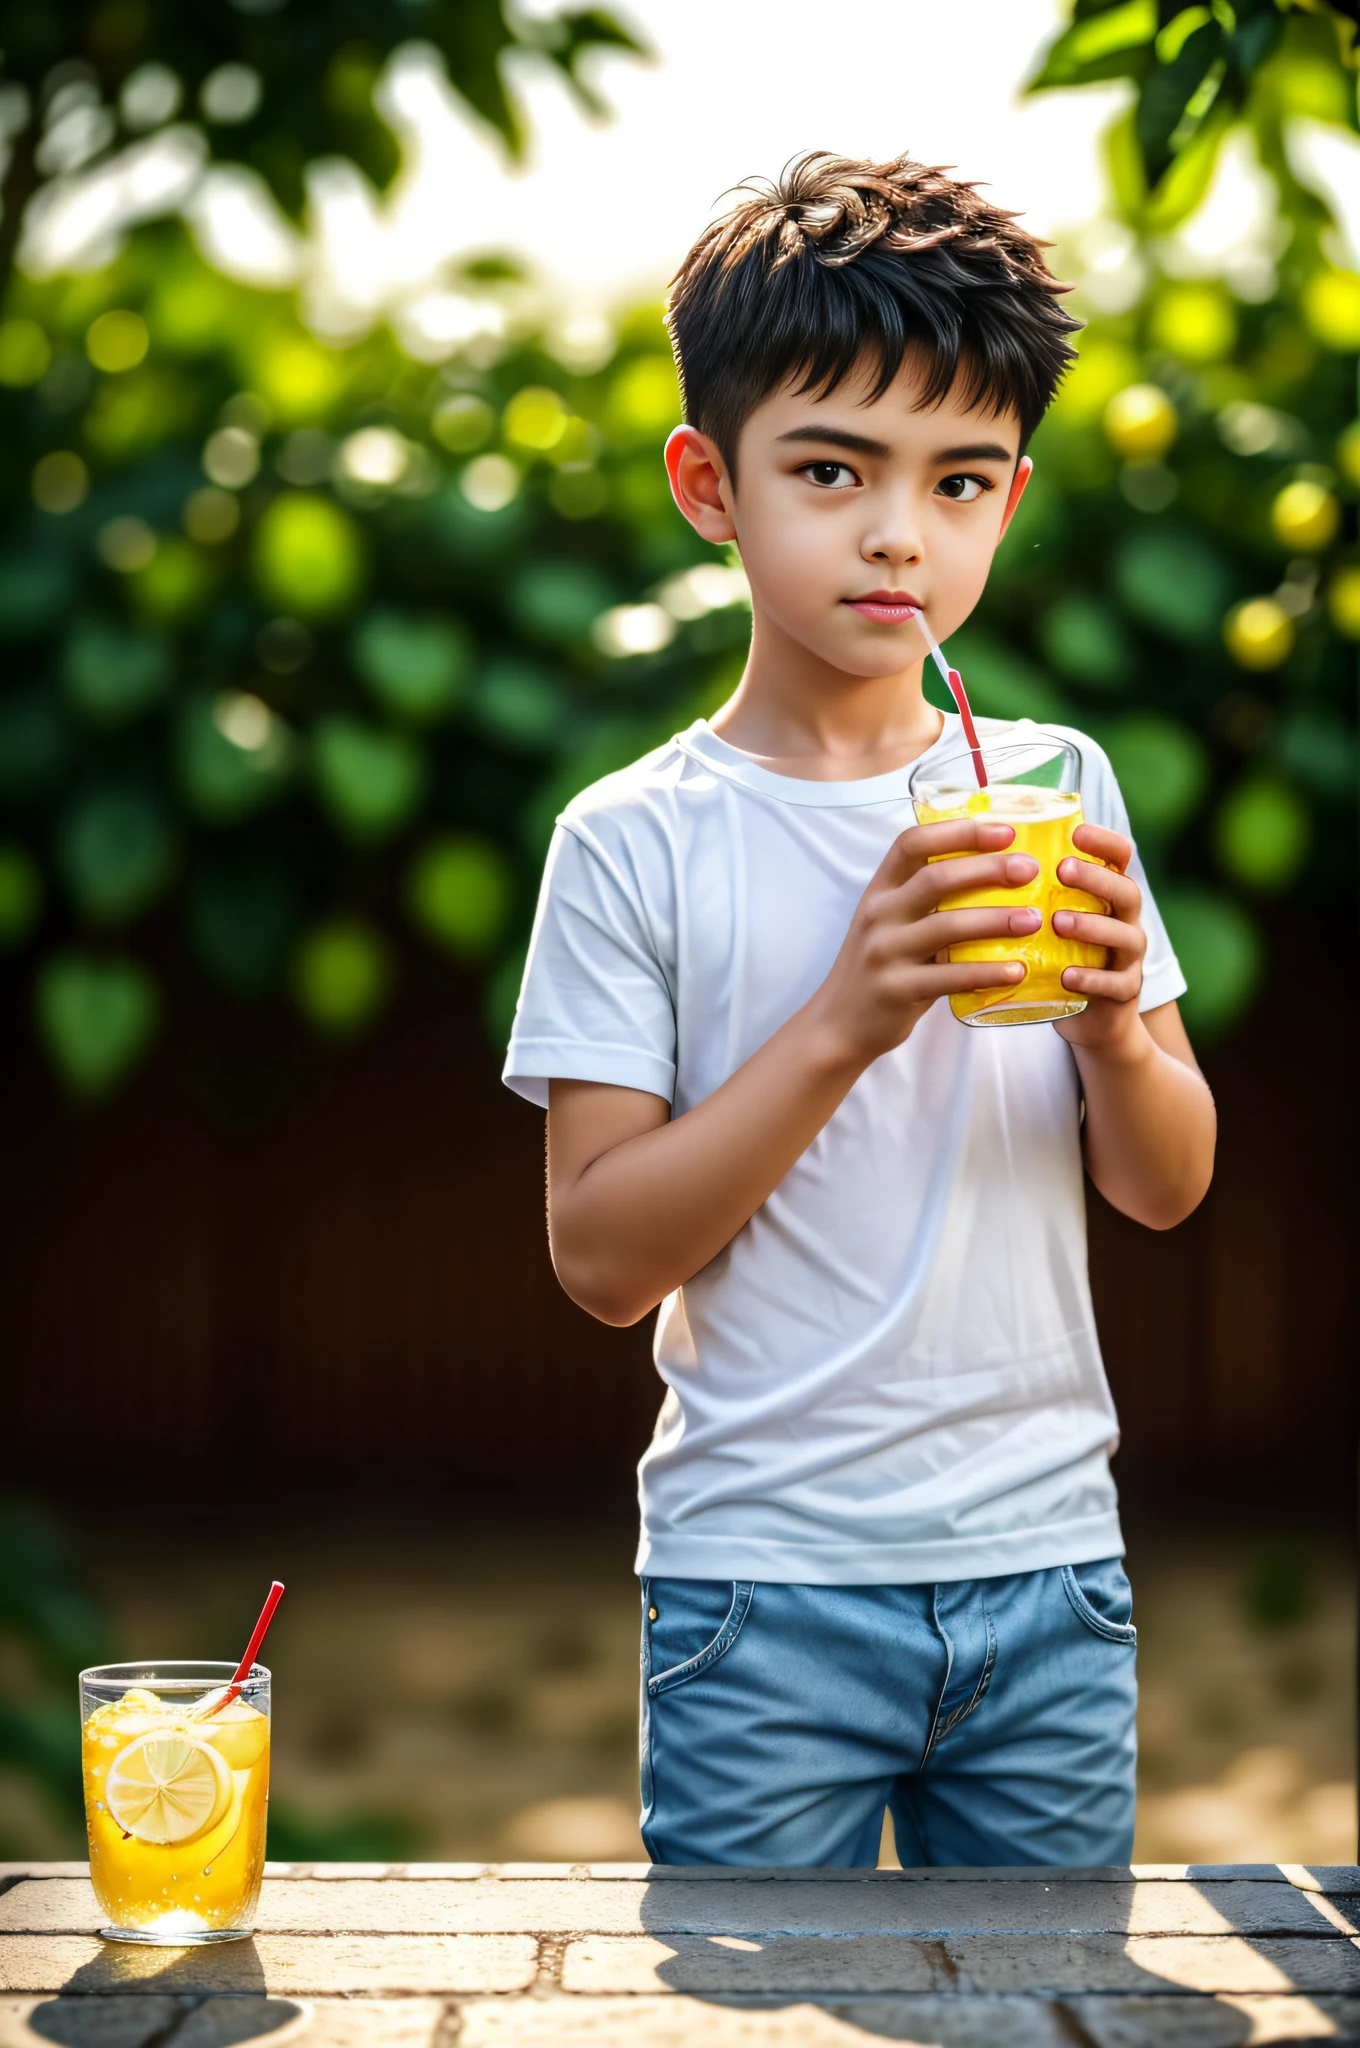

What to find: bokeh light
left=460, top=454, right=520, bottom=512
left=203, top=425, right=261, bottom=488
left=1103, top=384, right=1177, bottom=462
left=252, top=493, right=365, bottom=617
left=96, top=518, right=158, bottom=573
left=291, top=919, right=392, bottom=1034
left=85, top=311, right=150, bottom=374
left=0, top=319, right=52, bottom=387
left=183, top=485, right=242, bottom=544
left=201, top=64, right=263, bottom=124
left=31, top=451, right=90, bottom=514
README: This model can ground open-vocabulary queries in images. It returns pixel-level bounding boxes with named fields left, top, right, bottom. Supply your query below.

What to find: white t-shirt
left=504, top=713, right=1186, bottom=1585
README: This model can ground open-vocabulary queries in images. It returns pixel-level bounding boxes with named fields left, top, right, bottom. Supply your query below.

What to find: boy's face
left=666, top=355, right=1031, bottom=678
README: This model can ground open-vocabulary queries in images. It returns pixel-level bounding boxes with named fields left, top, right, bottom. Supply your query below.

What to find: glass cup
left=80, top=1660, right=271, bottom=1944
left=909, top=728, right=1108, bottom=1027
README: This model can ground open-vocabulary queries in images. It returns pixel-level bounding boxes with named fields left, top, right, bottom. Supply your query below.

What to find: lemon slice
left=105, top=1733, right=232, bottom=1845
left=201, top=1699, right=269, bottom=1771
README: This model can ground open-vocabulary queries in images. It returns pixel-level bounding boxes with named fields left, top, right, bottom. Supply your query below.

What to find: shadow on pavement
left=631, top=1861, right=1360, bottom=2045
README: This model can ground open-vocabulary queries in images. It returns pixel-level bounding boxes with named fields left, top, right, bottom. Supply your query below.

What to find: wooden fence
left=2, top=921, right=1353, bottom=1522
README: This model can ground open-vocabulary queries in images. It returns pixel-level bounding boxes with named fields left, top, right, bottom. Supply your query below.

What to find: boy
left=504, top=153, right=1216, bottom=1868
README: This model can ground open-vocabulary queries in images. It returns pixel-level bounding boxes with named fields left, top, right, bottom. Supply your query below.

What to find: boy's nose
left=861, top=516, right=923, bottom=569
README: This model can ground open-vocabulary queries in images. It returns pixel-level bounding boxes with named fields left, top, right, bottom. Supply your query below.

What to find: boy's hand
left=1052, top=823, right=1146, bottom=1052
left=809, top=817, right=1041, bottom=1067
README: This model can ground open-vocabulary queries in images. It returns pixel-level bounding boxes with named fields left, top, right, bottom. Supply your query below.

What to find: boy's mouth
left=842, top=591, right=921, bottom=624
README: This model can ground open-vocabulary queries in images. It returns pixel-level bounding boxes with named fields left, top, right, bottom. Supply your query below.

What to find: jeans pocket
left=1062, top=1559, right=1137, bottom=1645
left=643, top=1578, right=754, bottom=1697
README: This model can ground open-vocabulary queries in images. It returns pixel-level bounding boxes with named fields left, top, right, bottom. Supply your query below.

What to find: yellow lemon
left=1327, top=565, right=1360, bottom=638
left=1271, top=480, right=1340, bottom=553
left=1103, top=385, right=1177, bottom=462
left=504, top=386, right=569, bottom=452
left=1150, top=285, right=1235, bottom=366
left=1223, top=598, right=1293, bottom=671
left=105, top=1732, right=232, bottom=1845
left=201, top=1699, right=269, bottom=1771
left=1302, top=268, right=1360, bottom=351
left=1337, top=421, right=1360, bottom=490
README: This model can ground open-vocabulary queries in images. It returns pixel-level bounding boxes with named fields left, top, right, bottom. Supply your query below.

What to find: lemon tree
left=2, top=0, right=1358, bottom=1101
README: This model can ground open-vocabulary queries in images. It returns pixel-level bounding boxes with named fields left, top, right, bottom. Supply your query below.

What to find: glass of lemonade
left=80, top=1661, right=270, bottom=1943
left=909, top=727, right=1108, bottom=1027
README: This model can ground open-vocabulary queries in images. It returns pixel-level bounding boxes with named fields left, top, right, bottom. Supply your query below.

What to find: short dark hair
left=667, top=152, right=1080, bottom=469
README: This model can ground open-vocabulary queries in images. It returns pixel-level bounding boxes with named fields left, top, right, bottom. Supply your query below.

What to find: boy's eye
left=936, top=473, right=991, bottom=503
left=800, top=461, right=858, bottom=490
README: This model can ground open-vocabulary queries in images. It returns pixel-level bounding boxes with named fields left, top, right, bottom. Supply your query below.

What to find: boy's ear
left=996, top=455, right=1033, bottom=545
left=665, top=425, right=736, bottom=543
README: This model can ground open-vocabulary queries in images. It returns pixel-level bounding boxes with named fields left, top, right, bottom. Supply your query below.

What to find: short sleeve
left=1066, top=730, right=1188, bottom=1014
left=502, top=820, right=677, bottom=1109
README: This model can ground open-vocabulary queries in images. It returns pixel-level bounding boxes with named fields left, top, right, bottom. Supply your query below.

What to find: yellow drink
left=82, top=1678, right=269, bottom=1941
left=913, top=785, right=1107, bottom=1026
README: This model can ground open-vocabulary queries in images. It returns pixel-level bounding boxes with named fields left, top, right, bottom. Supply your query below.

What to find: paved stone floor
left=4, top=1862, right=1360, bottom=2045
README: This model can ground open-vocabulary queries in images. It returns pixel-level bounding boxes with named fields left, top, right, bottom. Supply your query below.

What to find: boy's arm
left=1054, top=824, right=1216, bottom=1231
left=1066, top=1000, right=1215, bottom=1231
left=547, top=815, right=1046, bottom=1326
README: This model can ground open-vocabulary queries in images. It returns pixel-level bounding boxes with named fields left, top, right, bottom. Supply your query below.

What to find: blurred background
left=0, top=0, right=1355, bottom=1869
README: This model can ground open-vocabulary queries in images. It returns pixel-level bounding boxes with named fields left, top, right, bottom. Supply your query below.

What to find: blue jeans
left=639, top=1560, right=1137, bottom=1867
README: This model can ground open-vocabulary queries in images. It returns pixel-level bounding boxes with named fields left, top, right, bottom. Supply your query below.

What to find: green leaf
left=1113, top=530, right=1233, bottom=642
left=253, top=492, right=366, bottom=619
left=404, top=834, right=513, bottom=961
left=353, top=610, right=473, bottom=724
left=313, top=717, right=428, bottom=843
left=1144, top=96, right=1236, bottom=228
left=0, top=555, right=72, bottom=641
left=1158, top=885, right=1263, bottom=1040
left=1229, top=10, right=1284, bottom=76
left=0, top=689, right=68, bottom=803
left=175, top=696, right=295, bottom=826
left=291, top=919, right=392, bottom=1037
left=1100, top=714, right=1211, bottom=838
left=187, top=858, right=303, bottom=998
left=474, top=659, right=570, bottom=753
left=940, top=631, right=1069, bottom=724
left=55, top=788, right=178, bottom=926
left=1026, top=0, right=1156, bottom=90
left=546, top=9, right=655, bottom=121
left=0, top=1498, right=113, bottom=1679
left=34, top=952, right=159, bottom=1096
left=1274, top=706, right=1359, bottom=801
left=1213, top=774, right=1312, bottom=893
left=265, top=1802, right=427, bottom=1862
left=508, top=561, right=617, bottom=644
left=1036, top=594, right=1135, bottom=690
left=61, top=620, right=172, bottom=727
left=0, top=843, right=44, bottom=948
left=1136, top=20, right=1224, bottom=187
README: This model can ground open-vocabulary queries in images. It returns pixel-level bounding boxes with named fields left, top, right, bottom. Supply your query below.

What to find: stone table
left=3, top=1860, right=1360, bottom=2045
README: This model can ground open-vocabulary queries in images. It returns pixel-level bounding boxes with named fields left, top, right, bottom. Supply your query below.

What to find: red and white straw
left=911, top=611, right=988, bottom=789
left=192, top=1581, right=285, bottom=1719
